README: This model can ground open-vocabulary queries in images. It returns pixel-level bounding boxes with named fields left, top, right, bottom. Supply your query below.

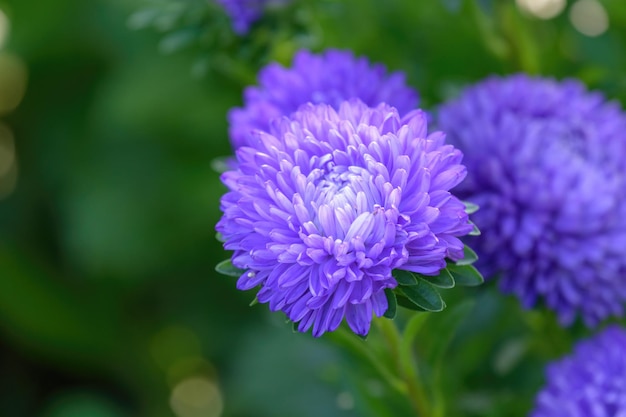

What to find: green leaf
left=468, top=221, right=481, bottom=236
left=383, top=288, right=397, bottom=319
left=249, top=296, right=259, bottom=307
left=215, top=259, right=246, bottom=277
left=463, top=201, right=480, bottom=214
left=159, top=28, right=198, bottom=54
left=395, top=294, right=428, bottom=312
left=392, top=269, right=418, bottom=286
left=456, top=245, right=478, bottom=266
left=421, top=268, right=455, bottom=289
left=447, top=263, right=484, bottom=286
left=398, top=279, right=445, bottom=312
left=215, top=232, right=225, bottom=243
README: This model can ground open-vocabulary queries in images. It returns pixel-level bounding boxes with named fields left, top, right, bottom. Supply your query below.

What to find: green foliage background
left=1, top=0, right=626, bottom=416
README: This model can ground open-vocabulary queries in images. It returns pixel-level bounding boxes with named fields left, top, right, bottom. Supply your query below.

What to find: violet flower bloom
left=217, top=100, right=472, bottom=336
left=438, top=74, right=626, bottom=326
left=215, top=0, right=288, bottom=35
left=228, top=49, right=419, bottom=149
left=531, top=326, right=626, bottom=417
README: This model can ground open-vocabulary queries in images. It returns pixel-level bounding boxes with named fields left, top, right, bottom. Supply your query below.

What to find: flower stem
left=376, top=316, right=431, bottom=417
left=329, top=326, right=408, bottom=395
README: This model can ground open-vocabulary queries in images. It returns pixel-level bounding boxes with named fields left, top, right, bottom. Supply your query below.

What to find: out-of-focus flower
left=217, top=100, right=472, bottom=336
left=215, top=0, right=289, bottom=34
left=438, top=74, right=626, bottom=326
left=228, top=49, right=419, bottom=148
left=531, top=325, right=626, bottom=417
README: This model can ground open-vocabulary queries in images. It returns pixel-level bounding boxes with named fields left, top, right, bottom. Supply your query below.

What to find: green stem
left=376, top=317, right=430, bottom=417
left=328, top=326, right=407, bottom=395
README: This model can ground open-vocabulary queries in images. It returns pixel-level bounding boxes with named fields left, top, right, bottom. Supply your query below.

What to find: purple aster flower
left=216, top=99, right=472, bottom=336
left=531, top=326, right=626, bottom=417
left=228, top=49, right=419, bottom=149
left=215, top=0, right=289, bottom=34
left=438, top=74, right=626, bottom=326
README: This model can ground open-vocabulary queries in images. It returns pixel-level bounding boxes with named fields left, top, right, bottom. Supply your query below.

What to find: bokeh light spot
left=516, top=0, right=566, bottom=19
left=569, top=0, right=609, bottom=37
left=170, top=377, right=223, bottom=417
left=0, top=8, right=9, bottom=50
left=336, top=391, right=354, bottom=410
left=0, top=53, right=27, bottom=114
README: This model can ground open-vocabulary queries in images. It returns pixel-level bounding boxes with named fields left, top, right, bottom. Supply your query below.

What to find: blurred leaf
left=0, top=248, right=119, bottom=365
left=215, top=259, right=245, bottom=277
left=40, top=391, right=128, bottom=417
left=159, top=28, right=199, bottom=54
left=463, top=201, right=480, bottom=214
left=456, top=245, right=478, bottom=266
left=441, top=0, right=462, bottom=13
left=468, top=221, right=481, bottom=236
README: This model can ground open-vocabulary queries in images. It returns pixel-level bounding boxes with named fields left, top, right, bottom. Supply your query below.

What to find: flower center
left=316, top=165, right=375, bottom=212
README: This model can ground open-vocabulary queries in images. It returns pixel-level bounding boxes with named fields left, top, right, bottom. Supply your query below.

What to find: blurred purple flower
left=215, top=0, right=289, bottom=34
left=216, top=100, right=472, bottom=336
left=228, top=49, right=419, bottom=148
left=531, top=326, right=626, bottom=417
left=438, top=74, right=626, bottom=326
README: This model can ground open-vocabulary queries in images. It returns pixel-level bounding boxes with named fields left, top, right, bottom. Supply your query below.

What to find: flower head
left=215, top=0, right=289, bottom=34
left=438, top=74, right=626, bottom=326
left=217, top=100, right=472, bottom=336
left=531, top=326, right=626, bottom=417
left=228, top=49, right=419, bottom=148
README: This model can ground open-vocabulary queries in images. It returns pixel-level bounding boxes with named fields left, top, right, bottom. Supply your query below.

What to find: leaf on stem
left=421, top=268, right=455, bottom=289
left=456, top=245, right=478, bottom=266
left=215, top=259, right=246, bottom=277
left=398, top=279, right=446, bottom=312
left=383, top=288, right=398, bottom=319
left=393, top=269, right=418, bottom=286
left=447, top=263, right=484, bottom=286
left=463, top=201, right=480, bottom=214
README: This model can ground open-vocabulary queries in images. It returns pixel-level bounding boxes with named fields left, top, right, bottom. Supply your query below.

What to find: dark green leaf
left=421, top=268, right=455, bottom=289
left=383, top=288, right=397, bottom=319
left=392, top=269, right=418, bottom=286
left=463, top=201, right=480, bottom=214
left=395, top=294, right=428, bottom=312
left=447, top=263, right=484, bottom=286
left=398, top=279, right=445, bottom=312
left=215, top=259, right=246, bottom=277
left=456, top=245, right=478, bottom=266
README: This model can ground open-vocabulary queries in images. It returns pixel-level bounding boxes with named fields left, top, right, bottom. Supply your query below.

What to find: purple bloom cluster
left=217, top=100, right=472, bottom=336
left=215, top=0, right=289, bottom=34
left=438, top=74, right=626, bottom=326
left=228, top=49, right=419, bottom=148
left=531, top=326, right=626, bottom=417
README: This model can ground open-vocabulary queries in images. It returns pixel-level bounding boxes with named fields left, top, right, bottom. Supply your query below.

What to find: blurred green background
left=1, top=0, right=626, bottom=416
